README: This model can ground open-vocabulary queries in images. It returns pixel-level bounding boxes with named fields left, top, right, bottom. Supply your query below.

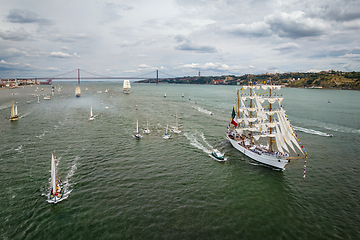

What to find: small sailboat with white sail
left=47, top=153, right=64, bottom=204
left=172, top=113, right=181, bottom=134
left=163, top=124, right=170, bottom=139
left=10, top=100, right=18, bottom=121
left=123, top=80, right=131, bottom=94
left=226, top=84, right=307, bottom=171
left=134, top=119, right=142, bottom=139
left=89, top=106, right=95, bottom=121
left=143, top=119, right=150, bottom=134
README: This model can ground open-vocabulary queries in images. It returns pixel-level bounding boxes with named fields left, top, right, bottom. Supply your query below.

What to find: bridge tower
left=78, top=69, right=80, bottom=84
left=156, top=70, right=159, bottom=84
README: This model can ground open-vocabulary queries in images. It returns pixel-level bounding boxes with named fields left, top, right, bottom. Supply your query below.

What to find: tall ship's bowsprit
left=123, top=80, right=131, bottom=94
left=226, top=84, right=307, bottom=171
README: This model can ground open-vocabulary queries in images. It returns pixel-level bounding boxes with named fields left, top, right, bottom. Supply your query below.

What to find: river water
left=1, top=82, right=359, bottom=239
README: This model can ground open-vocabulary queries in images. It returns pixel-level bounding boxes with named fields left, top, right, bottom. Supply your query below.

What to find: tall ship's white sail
left=10, top=100, right=18, bottom=121
left=123, top=80, right=131, bottom=94
left=226, top=84, right=307, bottom=171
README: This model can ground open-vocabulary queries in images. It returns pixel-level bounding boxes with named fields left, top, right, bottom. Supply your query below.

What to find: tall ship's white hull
left=227, top=135, right=289, bottom=170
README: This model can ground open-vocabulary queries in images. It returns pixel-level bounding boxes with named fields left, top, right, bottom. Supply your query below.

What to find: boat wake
left=184, top=131, right=227, bottom=161
left=193, top=106, right=213, bottom=115
left=184, top=131, right=212, bottom=155
left=19, top=112, right=31, bottom=119
left=293, top=126, right=334, bottom=137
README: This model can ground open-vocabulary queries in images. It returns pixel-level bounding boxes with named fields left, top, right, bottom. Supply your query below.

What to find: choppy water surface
left=1, top=83, right=359, bottom=239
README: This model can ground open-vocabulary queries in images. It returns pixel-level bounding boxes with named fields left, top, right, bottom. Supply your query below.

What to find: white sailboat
left=172, top=113, right=181, bottom=133
left=163, top=124, right=170, bottom=139
left=37, top=95, right=40, bottom=103
left=143, top=119, right=150, bottom=134
left=123, top=80, right=131, bottom=94
left=48, top=153, right=64, bottom=203
left=134, top=119, right=142, bottom=139
left=164, top=93, right=166, bottom=98
left=226, top=84, right=307, bottom=171
left=10, top=100, right=18, bottom=121
left=89, top=106, right=95, bottom=121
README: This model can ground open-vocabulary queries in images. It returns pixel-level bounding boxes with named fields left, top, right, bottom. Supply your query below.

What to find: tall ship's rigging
left=226, top=84, right=307, bottom=170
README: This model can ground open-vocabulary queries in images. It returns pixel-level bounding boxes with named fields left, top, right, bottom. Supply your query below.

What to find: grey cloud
left=52, top=33, right=89, bottom=43
left=0, top=28, right=30, bottom=41
left=274, top=42, right=300, bottom=51
left=222, top=22, right=272, bottom=37
left=307, top=1, right=360, bottom=22
left=174, top=36, right=217, bottom=53
left=265, top=11, right=329, bottom=38
left=5, top=9, right=53, bottom=25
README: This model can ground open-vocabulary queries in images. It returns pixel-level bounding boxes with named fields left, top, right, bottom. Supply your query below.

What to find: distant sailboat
left=10, top=100, right=19, bottom=121
left=143, top=119, right=150, bottom=134
left=89, top=106, right=95, bottom=121
left=44, top=95, right=51, bottom=100
left=163, top=124, right=170, bottom=139
left=37, top=95, right=40, bottom=103
left=123, top=80, right=131, bottom=94
left=134, top=119, right=142, bottom=139
left=164, top=93, right=166, bottom=98
left=172, top=113, right=181, bottom=133
left=75, top=86, right=81, bottom=97
left=48, top=153, right=64, bottom=204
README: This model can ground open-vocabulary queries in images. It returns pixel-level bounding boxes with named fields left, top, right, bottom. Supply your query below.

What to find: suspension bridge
left=15, top=69, right=179, bottom=84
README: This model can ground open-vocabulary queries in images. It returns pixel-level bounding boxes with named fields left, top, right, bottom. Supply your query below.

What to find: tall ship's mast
left=227, top=83, right=307, bottom=170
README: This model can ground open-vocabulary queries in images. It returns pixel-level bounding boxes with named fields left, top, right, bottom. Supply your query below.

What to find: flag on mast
left=231, top=107, right=238, bottom=127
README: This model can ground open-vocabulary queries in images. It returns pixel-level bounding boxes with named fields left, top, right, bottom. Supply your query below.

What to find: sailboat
left=226, top=84, right=307, bottom=171
left=89, top=106, right=95, bottom=121
left=37, top=95, right=40, bottom=103
left=164, top=93, right=166, bottom=98
left=143, top=119, right=150, bottom=134
left=123, top=80, right=131, bottom=94
left=134, top=119, right=142, bottom=139
left=163, top=124, right=170, bottom=139
left=75, top=86, right=81, bottom=97
left=10, top=100, right=19, bottom=121
left=48, top=153, right=64, bottom=203
left=172, top=113, right=181, bottom=133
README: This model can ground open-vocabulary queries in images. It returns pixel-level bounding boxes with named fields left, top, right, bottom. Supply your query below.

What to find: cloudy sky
left=1, top=0, right=360, bottom=79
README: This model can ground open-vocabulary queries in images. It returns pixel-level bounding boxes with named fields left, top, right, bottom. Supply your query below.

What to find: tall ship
left=123, top=80, right=131, bottom=94
left=10, top=100, right=18, bottom=121
left=226, top=84, right=307, bottom=171
left=75, top=86, right=81, bottom=97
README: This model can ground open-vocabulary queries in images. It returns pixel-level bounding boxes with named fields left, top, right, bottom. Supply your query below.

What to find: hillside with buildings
left=137, top=70, right=360, bottom=90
